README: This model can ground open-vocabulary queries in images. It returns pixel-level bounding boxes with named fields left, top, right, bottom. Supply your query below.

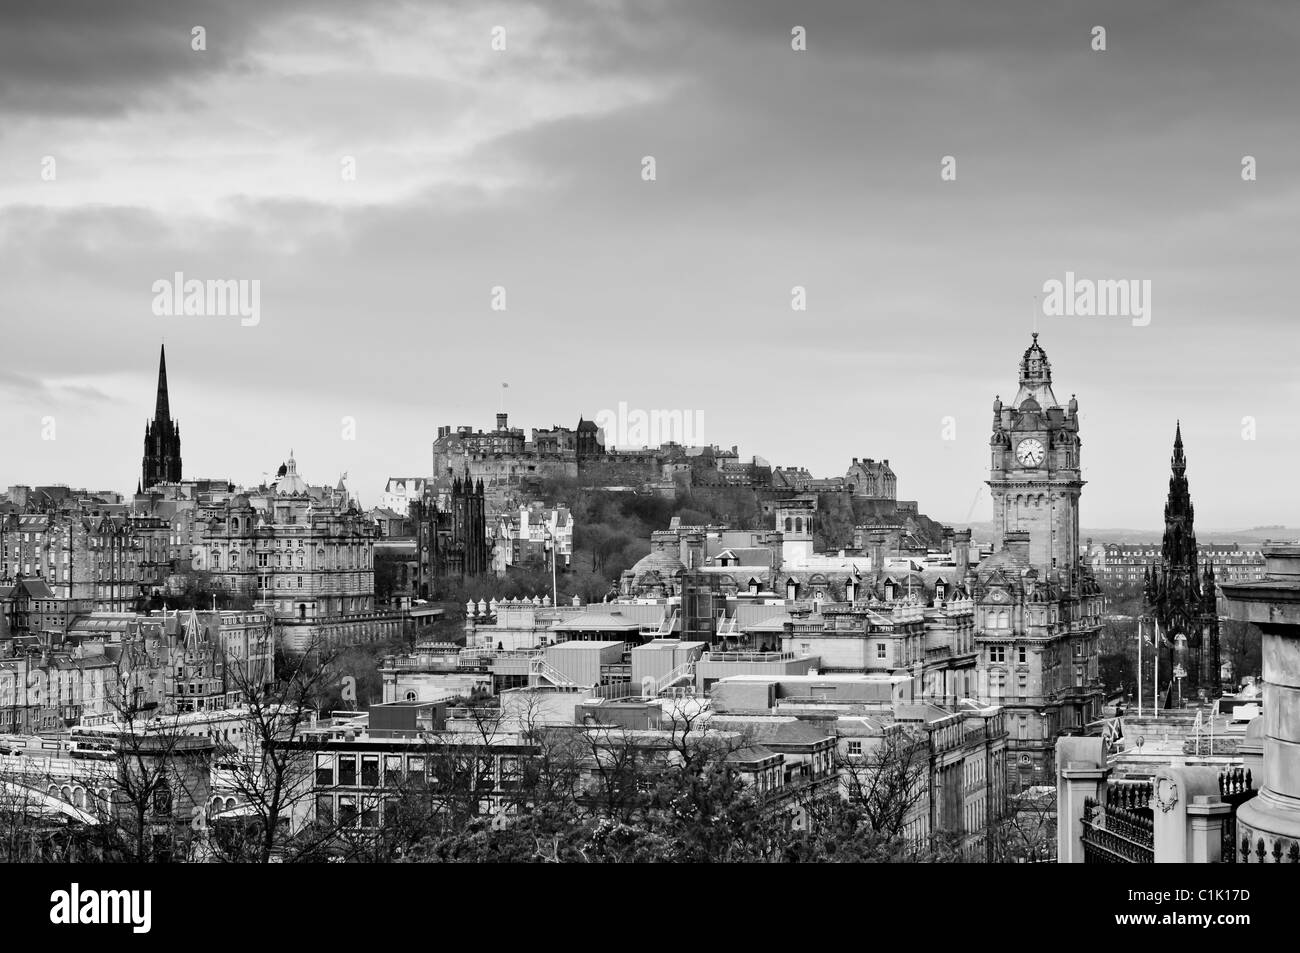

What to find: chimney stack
left=866, top=530, right=889, bottom=573
left=953, top=529, right=972, bottom=570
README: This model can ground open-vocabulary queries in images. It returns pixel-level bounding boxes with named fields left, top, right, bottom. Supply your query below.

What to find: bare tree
left=987, top=785, right=1057, bottom=863
left=837, top=725, right=929, bottom=839
left=208, top=630, right=342, bottom=862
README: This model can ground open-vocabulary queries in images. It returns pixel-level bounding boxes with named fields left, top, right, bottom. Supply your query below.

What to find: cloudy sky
left=1, top=0, right=1297, bottom=530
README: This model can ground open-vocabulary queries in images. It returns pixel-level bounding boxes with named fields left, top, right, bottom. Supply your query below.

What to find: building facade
left=976, top=334, right=1104, bottom=790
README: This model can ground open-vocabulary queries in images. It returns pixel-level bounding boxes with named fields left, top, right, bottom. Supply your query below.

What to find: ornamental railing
left=1219, top=767, right=1255, bottom=864
left=1081, top=782, right=1154, bottom=864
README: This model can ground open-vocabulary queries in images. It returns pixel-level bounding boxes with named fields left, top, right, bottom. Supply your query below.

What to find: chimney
left=867, top=530, right=889, bottom=572
left=953, top=529, right=972, bottom=570
left=496, top=413, right=508, bottom=431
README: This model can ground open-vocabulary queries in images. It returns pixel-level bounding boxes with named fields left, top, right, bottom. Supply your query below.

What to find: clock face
left=1016, top=438, right=1046, bottom=467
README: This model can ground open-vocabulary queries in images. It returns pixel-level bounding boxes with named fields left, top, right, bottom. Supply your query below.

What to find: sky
left=1, top=0, right=1297, bottom=530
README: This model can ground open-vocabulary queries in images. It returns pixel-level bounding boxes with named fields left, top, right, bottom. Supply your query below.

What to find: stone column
left=1221, top=546, right=1300, bottom=861
left=1152, top=766, right=1222, bottom=863
left=1055, top=737, right=1108, bottom=863
left=1186, top=796, right=1232, bottom=864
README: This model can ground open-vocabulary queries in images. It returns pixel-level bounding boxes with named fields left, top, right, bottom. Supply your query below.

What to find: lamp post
left=544, top=532, right=557, bottom=607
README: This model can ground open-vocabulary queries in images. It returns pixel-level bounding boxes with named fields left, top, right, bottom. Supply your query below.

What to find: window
left=876, top=643, right=887, bottom=660
left=989, top=646, right=1006, bottom=664
left=384, top=755, right=403, bottom=780
left=337, top=796, right=358, bottom=827
left=153, top=783, right=173, bottom=816
left=361, top=755, right=379, bottom=787
left=337, top=755, right=357, bottom=786
left=315, top=755, right=334, bottom=786
left=360, top=796, right=379, bottom=828
left=315, top=794, right=333, bottom=822
left=1017, top=646, right=1027, bottom=664
left=847, top=740, right=863, bottom=756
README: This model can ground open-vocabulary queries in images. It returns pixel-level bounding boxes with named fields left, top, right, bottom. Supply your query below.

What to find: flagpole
left=1137, top=617, right=1143, bottom=718
left=1154, top=617, right=1160, bottom=716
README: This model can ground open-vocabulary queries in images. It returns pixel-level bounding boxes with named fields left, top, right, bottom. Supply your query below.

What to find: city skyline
left=0, top=334, right=1287, bottom=533
left=2, top=0, right=1297, bottom=527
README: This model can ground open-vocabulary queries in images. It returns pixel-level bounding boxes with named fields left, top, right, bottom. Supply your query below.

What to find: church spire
left=142, top=343, right=182, bottom=489
left=1171, top=420, right=1186, bottom=475
left=155, top=344, right=171, bottom=422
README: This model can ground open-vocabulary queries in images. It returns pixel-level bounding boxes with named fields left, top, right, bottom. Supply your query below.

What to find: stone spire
left=142, top=343, right=182, bottom=488
left=155, top=344, right=171, bottom=422
left=1150, top=421, right=1207, bottom=692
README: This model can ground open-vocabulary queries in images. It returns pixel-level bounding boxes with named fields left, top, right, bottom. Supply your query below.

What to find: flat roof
left=717, top=673, right=910, bottom=684
left=549, top=639, right=627, bottom=649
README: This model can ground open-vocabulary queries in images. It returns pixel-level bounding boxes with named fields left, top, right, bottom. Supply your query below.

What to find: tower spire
left=142, top=343, right=182, bottom=489
left=155, top=344, right=171, bottom=422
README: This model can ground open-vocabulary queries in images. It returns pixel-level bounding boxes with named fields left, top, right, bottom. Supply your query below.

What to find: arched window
left=785, top=518, right=792, bottom=532
left=794, top=517, right=803, bottom=534
left=405, top=690, right=417, bottom=702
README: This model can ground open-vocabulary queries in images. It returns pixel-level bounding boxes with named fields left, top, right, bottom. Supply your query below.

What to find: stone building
left=141, top=345, right=182, bottom=490
left=186, top=454, right=400, bottom=654
left=409, top=473, right=491, bottom=596
left=1093, top=541, right=1264, bottom=588
left=845, top=458, right=897, bottom=500
left=491, top=502, right=573, bottom=574
left=378, top=477, right=426, bottom=515
left=0, top=511, right=169, bottom=619
left=976, top=334, right=1104, bottom=789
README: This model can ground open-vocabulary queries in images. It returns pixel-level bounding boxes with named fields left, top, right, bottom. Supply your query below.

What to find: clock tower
left=988, top=334, right=1083, bottom=585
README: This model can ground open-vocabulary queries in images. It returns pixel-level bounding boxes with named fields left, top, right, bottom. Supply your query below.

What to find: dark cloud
left=1, top=0, right=1298, bottom=524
